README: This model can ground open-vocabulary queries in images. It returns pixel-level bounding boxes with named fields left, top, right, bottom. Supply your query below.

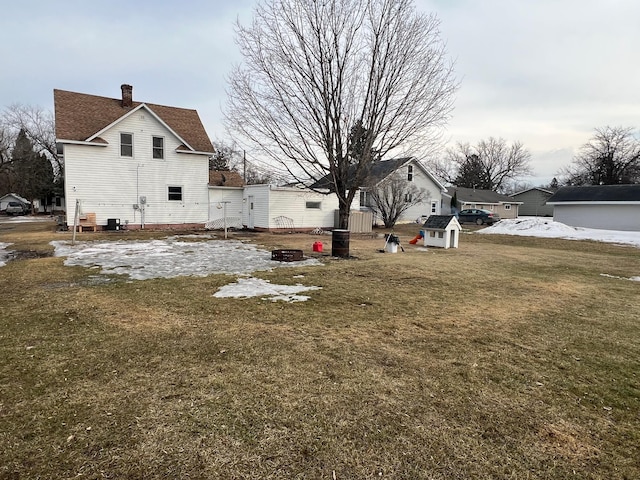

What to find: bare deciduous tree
left=431, top=137, right=532, bottom=192
left=561, top=126, right=640, bottom=185
left=365, top=172, right=428, bottom=227
left=225, top=0, right=457, bottom=228
left=2, top=104, right=61, bottom=175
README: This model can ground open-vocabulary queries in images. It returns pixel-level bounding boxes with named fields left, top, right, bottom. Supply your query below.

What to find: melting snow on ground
left=49, top=236, right=320, bottom=280
left=46, top=237, right=323, bottom=302
left=0, top=242, right=12, bottom=267
left=479, top=217, right=640, bottom=248
left=213, top=276, right=321, bottom=302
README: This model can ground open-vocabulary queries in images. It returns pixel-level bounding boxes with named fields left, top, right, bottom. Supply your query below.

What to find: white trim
left=55, top=138, right=108, bottom=147
left=176, top=148, right=215, bottom=155
left=86, top=104, right=197, bottom=152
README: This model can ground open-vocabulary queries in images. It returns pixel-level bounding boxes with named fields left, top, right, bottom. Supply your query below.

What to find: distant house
left=546, top=184, right=640, bottom=231
left=0, top=193, right=31, bottom=213
left=511, top=187, right=556, bottom=217
left=54, top=84, right=214, bottom=230
left=423, top=215, right=461, bottom=249
left=445, top=186, right=521, bottom=219
left=311, top=157, right=447, bottom=224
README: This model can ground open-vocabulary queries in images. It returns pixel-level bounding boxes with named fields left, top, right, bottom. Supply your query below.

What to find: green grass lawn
left=1, top=221, right=639, bottom=479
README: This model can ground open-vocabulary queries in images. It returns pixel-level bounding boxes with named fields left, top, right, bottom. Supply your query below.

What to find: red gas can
left=313, top=241, right=323, bottom=253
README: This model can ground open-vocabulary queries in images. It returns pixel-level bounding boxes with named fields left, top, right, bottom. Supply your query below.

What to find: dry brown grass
left=1, top=219, right=639, bottom=479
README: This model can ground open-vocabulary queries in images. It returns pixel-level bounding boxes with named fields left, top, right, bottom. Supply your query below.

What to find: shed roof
left=209, top=170, right=245, bottom=187
left=512, top=187, right=555, bottom=197
left=424, top=215, right=459, bottom=230
left=54, top=87, right=214, bottom=154
left=547, top=184, right=640, bottom=203
left=447, top=186, right=521, bottom=204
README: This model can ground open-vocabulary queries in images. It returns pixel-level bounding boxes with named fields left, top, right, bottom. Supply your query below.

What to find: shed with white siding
left=241, top=185, right=339, bottom=231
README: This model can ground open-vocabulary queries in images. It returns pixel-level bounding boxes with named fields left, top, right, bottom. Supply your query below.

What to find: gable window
left=168, top=186, right=183, bottom=201
left=306, top=201, right=321, bottom=209
left=504, top=204, right=511, bottom=210
left=153, top=136, right=164, bottom=159
left=431, top=201, right=437, bottom=214
left=407, top=165, right=414, bottom=181
left=120, top=133, right=133, bottom=157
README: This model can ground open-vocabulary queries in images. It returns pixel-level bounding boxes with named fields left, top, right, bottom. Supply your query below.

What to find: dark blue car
left=457, top=208, right=500, bottom=225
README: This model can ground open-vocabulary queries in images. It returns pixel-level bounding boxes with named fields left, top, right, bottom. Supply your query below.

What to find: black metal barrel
left=331, top=229, right=350, bottom=257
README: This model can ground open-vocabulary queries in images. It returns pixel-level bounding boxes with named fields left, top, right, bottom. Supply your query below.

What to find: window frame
left=305, top=201, right=322, bottom=209
left=168, top=185, right=183, bottom=202
left=407, top=165, right=414, bottom=181
left=152, top=136, right=164, bottom=159
left=120, top=133, right=133, bottom=157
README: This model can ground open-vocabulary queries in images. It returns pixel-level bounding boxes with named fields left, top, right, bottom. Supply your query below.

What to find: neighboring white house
left=423, top=215, right=461, bottom=249
left=54, top=84, right=214, bottom=229
left=546, top=184, right=640, bottom=231
left=311, top=157, right=446, bottom=225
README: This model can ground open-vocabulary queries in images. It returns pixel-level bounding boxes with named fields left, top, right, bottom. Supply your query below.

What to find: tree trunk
left=338, top=201, right=350, bottom=230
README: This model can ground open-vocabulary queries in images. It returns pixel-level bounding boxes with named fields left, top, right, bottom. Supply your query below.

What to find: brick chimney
left=121, top=84, right=133, bottom=107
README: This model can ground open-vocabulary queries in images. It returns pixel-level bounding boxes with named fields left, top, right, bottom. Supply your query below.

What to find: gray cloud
left=2, top=0, right=638, bottom=185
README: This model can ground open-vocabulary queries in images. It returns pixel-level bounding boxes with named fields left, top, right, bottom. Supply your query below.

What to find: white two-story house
left=54, top=84, right=214, bottom=230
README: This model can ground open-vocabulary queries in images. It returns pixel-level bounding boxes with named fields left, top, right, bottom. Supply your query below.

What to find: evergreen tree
left=11, top=129, right=55, bottom=210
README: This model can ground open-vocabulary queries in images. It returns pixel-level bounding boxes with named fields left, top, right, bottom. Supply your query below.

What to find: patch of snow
left=479, top=218, right=640, bottom=248
left=50, top=237, right=321, bottom=281
left=600, top=273, right=640, bottom=283
left=213, top=276, right=321, bottom=302
left=0, top=242, right=13, bottom=266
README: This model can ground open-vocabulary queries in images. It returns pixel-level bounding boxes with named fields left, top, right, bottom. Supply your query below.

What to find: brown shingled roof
left=54, top=87, right=214, bottom=153
left=209, top=170, right=245, bottom=187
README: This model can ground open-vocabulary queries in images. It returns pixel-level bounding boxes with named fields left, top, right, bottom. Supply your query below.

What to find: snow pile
left=50, top=237, right=321, bottom=281
left=213, top=276, right=321, bottom=302
left=0, top=242, right=12, bottom=267
left=479, top=218, right=640, bottom=248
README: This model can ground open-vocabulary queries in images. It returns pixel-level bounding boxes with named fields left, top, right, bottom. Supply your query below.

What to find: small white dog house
left=423, top=215, right=461, bottom=249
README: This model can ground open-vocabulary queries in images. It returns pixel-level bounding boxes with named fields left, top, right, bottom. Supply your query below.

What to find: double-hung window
left=407, top=165, right=414, bottom=181
left=168, top=186, right=183, bottom=201
left=153, top=136, right=164, bottom=159
left=120, top=133, right=133, bottom=157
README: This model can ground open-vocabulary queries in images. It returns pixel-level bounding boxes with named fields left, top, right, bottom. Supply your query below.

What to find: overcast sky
left=2, top=0, right=638, bottom=186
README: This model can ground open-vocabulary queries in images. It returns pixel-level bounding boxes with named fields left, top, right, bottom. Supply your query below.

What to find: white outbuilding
left=423, top=215, right=461, bottom=249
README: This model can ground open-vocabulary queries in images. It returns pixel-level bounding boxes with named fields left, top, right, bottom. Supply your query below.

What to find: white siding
left=397, top=161, right=443, bottom=223
left=208, top=187, right=244, bottom=228
left=64, top=109, right=209, bottom=227
left=553, top=204, right=640, bottom=231
left=268, top=189, right=338, bottom=229
left=242, top=185, right=271, bottom=228
left=242, top=185, right=339, bottom=229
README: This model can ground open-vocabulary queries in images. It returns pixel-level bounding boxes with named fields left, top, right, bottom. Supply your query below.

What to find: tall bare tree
left=225, top=0, right=457, bottom=228
left=432, top=137, right=532, bottom=192
left=2, top=104, right=61, bottom=175
left=561, top=126, right=640, bottom=185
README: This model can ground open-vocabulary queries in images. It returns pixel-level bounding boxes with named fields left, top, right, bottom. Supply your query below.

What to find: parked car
left=457, top=208, right=500, bottom=225
left=4, top=201, right=28, bottom=216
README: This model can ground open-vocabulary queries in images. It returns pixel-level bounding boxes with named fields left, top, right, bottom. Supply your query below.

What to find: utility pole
left=243, top=150, right=247, bottom=182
